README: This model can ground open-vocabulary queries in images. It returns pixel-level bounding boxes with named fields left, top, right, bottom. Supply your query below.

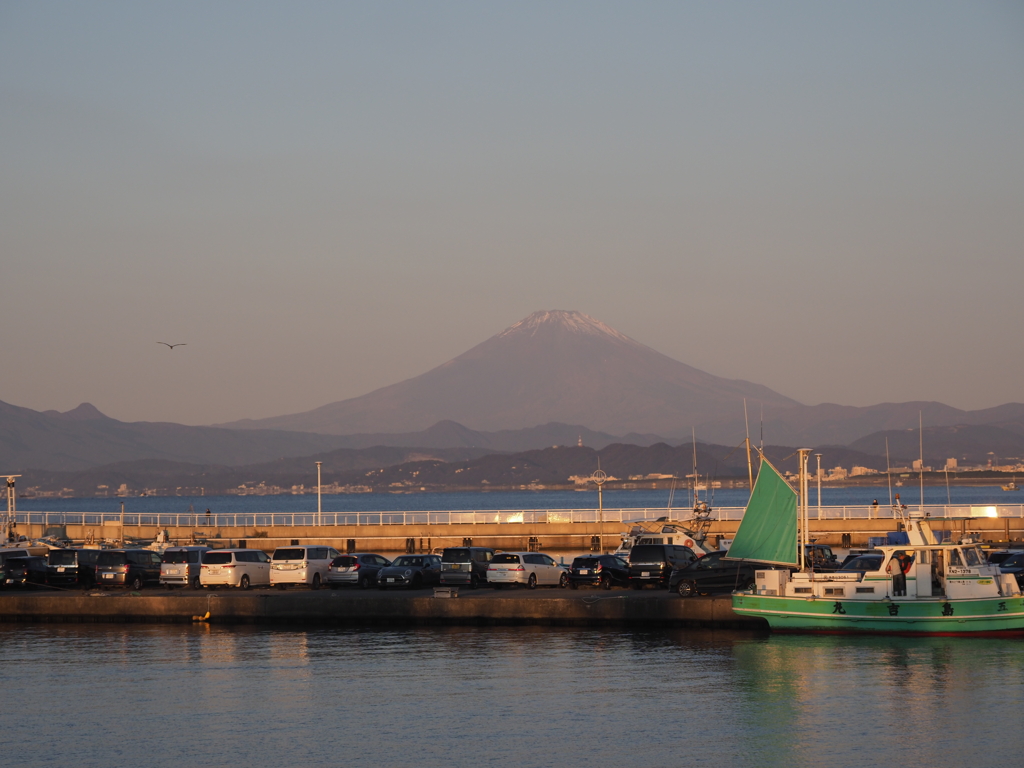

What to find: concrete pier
left=0, top=589, right=766, bottom=630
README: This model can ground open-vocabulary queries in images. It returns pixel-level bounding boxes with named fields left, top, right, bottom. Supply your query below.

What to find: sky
left=2, top=1, right=1023, bottom=427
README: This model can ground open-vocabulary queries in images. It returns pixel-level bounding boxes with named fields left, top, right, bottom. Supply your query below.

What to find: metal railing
left=15, top=504, right=1024, bottom=529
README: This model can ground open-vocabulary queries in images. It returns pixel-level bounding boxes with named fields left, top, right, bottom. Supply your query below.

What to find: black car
left=628, top=544, right=698, bottom=589
left=95, top=549, right=163, bottom=589
left=569, top=555, right=629, bottom=590
left=440, top=547, right=495, bottom=588
left=999, top=552, right=1024, bottom=588
left=1, top=555, right=48, bottom=588
left=804, top=544, right=841, bottom=571
left=378, top=554, right=443, bottom=590
left=669, top=551, right=759, bottom=597
left=47, top=548, right=101, bottom=588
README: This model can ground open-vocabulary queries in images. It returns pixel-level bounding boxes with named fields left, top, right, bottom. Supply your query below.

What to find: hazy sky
left=3, top=2, right=1022, bottom=426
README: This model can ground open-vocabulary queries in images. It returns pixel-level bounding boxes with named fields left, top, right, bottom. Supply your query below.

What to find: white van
left=269, top=545, right=340, bottom=590
left=200, top=549, right=271, bottom=589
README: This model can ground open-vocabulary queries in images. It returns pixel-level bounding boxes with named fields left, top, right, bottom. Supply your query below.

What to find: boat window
left=839, top=555, right=883, bottom=572
left=917, top=550, right=930, bottom=565
left=948, top=549, right=964, bottom=567
left=963, top=548, right=984, bottom=567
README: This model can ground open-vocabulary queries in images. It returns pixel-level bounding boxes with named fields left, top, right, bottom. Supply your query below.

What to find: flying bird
left=157, top=342, right=187, bottom=349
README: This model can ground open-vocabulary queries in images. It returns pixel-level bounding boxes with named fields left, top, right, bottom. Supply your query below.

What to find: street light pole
left=815, top=453, right=822, bottom=520
left=316, top=461, right=322, bottom=528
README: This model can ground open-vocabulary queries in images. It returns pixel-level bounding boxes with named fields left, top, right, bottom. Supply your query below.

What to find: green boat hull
left=732, top=593, right=1024, bottom=636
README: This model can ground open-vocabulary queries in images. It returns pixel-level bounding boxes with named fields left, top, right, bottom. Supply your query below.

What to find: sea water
left=2, top=623, right=1022, bottom=767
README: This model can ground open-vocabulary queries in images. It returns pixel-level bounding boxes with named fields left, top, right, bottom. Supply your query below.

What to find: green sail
left=725, top=458, right=798, bottom=566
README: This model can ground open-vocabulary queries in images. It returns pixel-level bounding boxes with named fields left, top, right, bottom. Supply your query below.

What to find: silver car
left=160, top=546, right=210, bottom=589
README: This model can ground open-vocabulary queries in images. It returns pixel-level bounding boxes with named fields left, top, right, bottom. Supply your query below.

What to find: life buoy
left=683, top=538, right=695, bottom=549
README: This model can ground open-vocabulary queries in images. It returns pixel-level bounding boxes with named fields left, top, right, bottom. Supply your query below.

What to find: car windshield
left=48, top=551, right=78, bottom=566
left=203, top=552, right=233, bottom=565
left=988, top=552, right=1015, bottom=565
left=493, top=554, right=522, bottom=564
left=441, top=549, right=470, bottom=563
left=1001, top=554, right=1024, bottom=568
left=162, top=551, right=191, bottom=564
left=392, top=556, right=423, bottom=567
left=97, top=552, right=127, bottom=566
left=273, top=549, right=305, bottom=561
left=840, top=555, right=883, bottom=572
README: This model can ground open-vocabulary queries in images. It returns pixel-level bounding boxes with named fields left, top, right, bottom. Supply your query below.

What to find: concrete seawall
left=0, top=590, right=766, bottom=630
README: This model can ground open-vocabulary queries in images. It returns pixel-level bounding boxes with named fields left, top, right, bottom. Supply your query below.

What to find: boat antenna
left=885, top=437, right=893, bottom=508
left=919, top=410, right=925, bottom=513
left=744, top=399, right=754, bottom=491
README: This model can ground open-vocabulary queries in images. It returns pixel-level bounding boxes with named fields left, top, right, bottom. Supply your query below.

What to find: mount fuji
left=221, top=310, right=799, bottom=437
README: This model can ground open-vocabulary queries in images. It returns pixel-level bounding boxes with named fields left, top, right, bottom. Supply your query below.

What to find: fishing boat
left=1002, top=477, right=1019, bottom=492
left=729, top=450, right=1024, bottom=635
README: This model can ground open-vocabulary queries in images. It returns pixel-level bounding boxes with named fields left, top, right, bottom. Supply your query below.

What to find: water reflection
left=1, top=625, right=1022, bottom=767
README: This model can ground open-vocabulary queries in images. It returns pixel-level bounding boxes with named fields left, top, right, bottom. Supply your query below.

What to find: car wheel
left=677, top=580, right=697, bottom=598
left=240, top=574, right=251, bottom=590
left=190, top=575, right=201, bottom=590
left=129, top=574, right=144, bottom=591
left=310, top=573, right=321, bottom=591
left=470, top=573, right=479, bottom=589
left=558, top=573, right=569, bottom=589
left=570, top=580, right=578, bottom=590
left=601, top=575, right=612, bottom=591
left=528, top=573, right=537, bottom=590
left=358, top=575, right=370, bottom=590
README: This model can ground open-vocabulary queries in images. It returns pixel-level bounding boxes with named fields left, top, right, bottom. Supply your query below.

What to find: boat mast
left=919, top=410, right=925, bottom=513
left=798, top=448, right=811, bottom=571
left=744, top=399, right=754, bottom=491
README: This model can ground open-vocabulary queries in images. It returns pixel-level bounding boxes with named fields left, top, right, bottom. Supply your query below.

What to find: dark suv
left=440, top=547, right=495, bottom=588
left=628, top=544, right=697, bottom=589
left=669, top=551, right=759, bottom=597
left=95, top=549, right=163, bottom=589
left=2, top=554, right=47, bottom=588
left=569, top=555, right=630, bottom=590
left=47, top=548, right=101, bottom=588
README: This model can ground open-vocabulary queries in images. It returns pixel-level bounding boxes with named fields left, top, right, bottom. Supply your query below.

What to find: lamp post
left=316, top=461, right=322, bottom=528
left=815, top=453, right=822, bottom=520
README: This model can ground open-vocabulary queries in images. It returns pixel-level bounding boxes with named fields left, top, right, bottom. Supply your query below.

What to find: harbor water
left=3, top=623, right=1023, bottom=767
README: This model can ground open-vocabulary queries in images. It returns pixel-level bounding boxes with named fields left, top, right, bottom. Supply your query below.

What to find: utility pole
left=798, top=449, right=811, bottom=571
left=815, top=453, right=822, bottom=520
left=316, top=461, right=323, bottom=528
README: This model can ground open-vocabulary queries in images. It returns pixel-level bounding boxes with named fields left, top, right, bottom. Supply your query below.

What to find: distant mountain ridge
left=219, top=309, right=800, bottom=435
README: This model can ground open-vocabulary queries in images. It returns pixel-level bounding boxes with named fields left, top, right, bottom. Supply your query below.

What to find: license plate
left=387, top=578, right=395, bottom=583
left=580, top=569, right=589, bottom=575
left=57, top=567, right=66, bottom=573
left=451, top=564, right=461, bottom=569
left=103, top=573, right=114, bottom=579
left=642, top=571, right=650, bottom=577
left=5, top=579, right=11, bottom=584
left=167, top=568, right=179, bottom=574
left=210, top=568, right=221, bottom=574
